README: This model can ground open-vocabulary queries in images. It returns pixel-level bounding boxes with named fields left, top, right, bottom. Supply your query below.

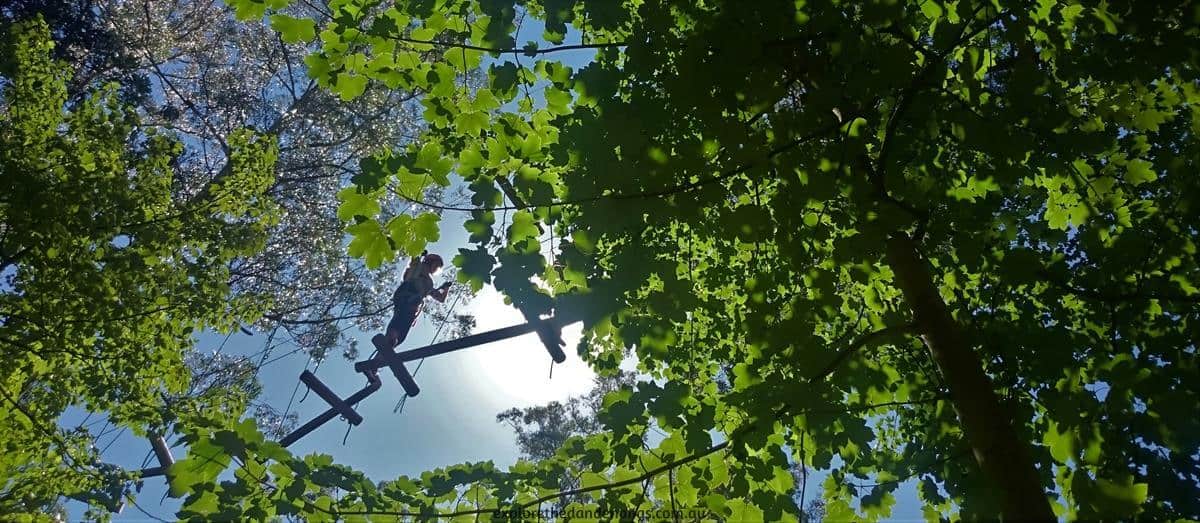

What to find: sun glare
left=460, top=287, right=596, bottom=406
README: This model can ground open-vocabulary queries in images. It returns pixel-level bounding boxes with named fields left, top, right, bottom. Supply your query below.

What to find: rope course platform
left=87, top=313, right=577, bottom=515
left=279, top=313, right=573, bottom=447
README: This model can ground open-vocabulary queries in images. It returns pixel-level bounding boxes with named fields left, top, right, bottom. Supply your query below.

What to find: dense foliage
left=0, top=19, right=278, bottom=517
left=0, top=0, right=149, bottom=104
left=3, top=0, right=1199, bottom=520
left=217, top=0, right=1195, bottom=520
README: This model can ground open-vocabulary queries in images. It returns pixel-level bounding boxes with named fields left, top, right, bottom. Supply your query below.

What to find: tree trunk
left=885, top=233, right=1054, bottom=521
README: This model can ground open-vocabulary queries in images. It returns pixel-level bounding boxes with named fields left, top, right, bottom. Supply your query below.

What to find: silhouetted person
left=373, top=252, right=450, bottom=352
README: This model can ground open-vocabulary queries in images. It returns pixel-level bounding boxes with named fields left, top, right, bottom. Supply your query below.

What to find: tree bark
left=885, top=233, right=1054, bottom=521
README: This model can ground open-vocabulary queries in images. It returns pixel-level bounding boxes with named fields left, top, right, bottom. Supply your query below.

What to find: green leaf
left=726, top=499, right=763, bottom=521
left=454, top=247, right=495, bottom=292
left=545, top=87, right=572, bottom=115
left=443, top=47, right=483, bottom=71
left=336, top=187, right=380, bottom=221
left=861, top=485, right=897, bottom=520
left=270, top=14, right=315, bottom=43
left=580, top=472, right=607, bottom=489
left=920, top=1, right=944, bottom=21
left=519, top=132, right=543, bottom=158
left=844, top=116, right=869, bottom=137
left=387, top=212, right=441, bottom=257
left=167, top=436, right=232, bottom=497
left=304, top=53, right=333, bottom=84
left=1073, top=472, right=1149, bottom=517
left=824, top=498, right=857, bottom=521
left=489, top=62, right=520, bottom=98
left=335, top=72, right=368, bottom=101
left=704, top=494, right=727, bottom=513
left=346, top=220, right=393, bottom=268
left=1093, top=477, right=1148, bottom=514
left=507, top=210, right=540, bottom=246
left=458, top=145, right=485, bottom=173
left=1125, top=159, right=1156, bottom=186
left=396, top=167, right=430, bottom=199
left=1043, top=420, right=1074, bottom=464
left=454, top=111, right=489, bottom=137
left=228, top=0, right=271, bottom=20
left=414, top=142, right=453, bottom=185
left=464, top=210, right=495, bottom=243
left=473, top=89, right=502, bottom=111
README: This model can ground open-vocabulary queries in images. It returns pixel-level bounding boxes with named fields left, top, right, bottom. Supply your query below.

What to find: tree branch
left=385, top=36, right=625, bottom=57
left=0, top=385, right=85, bottom=470
left=870, top=7, right=1005, bottom=236
left=1047, top=277, right=1200, bottom=305
left=0, top=246, right=30, bottom=273
left=331, top=439, right=732, bottom=518
left=262, top=305, right=391, bottom=326
left=393, top=119, right=843, bottom=212
left=140, top=1, right=229, bottom=155
left=810, top=323, right=916, bottom=381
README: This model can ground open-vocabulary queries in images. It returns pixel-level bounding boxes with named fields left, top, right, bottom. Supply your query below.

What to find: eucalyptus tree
left=0, top=0, right=148, bottom=104
left=161, top=0, right=1199, bottom=520
left=94, top=0, right=476, bottom=362
left=494, top=372, right=635, bottom=512
left=0, top=18, right=278, bottom=517
left=498, top=371, right=636, bottom=462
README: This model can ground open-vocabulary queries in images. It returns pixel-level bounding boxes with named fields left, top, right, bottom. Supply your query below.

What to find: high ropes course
left=92, top=310, right=576, bottom=514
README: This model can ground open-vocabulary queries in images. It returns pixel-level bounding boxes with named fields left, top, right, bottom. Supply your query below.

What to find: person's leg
left=374, top=308, right=403, bottom=353
left=384, top=306, right=416, bottom=347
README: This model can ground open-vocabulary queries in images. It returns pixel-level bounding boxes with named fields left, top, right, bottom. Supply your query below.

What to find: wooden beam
left=280, top=373, right=381, bottom=448
left=373, top=340, right=421, bottom=397
left=139, top=465, right=167, bottom=478
left=149, top=434, right=174, bottom=468
left=300, top=370, right=364, bottom=425
left=535, top=321, right=567, bottom=363
left=355, top=317, right=573, bottom=374
left=389, top=360, right=421, bottom=397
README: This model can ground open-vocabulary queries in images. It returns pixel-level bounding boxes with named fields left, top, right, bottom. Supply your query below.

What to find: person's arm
left=430, top=281, right=451, bottom=303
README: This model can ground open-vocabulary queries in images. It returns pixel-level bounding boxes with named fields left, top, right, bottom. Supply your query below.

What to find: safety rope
left=280, top=356, right=313, bottom=425
left=393, top=289, right=465, bottom=414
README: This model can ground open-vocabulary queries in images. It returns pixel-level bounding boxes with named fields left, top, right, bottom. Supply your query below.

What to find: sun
left=458, top=287, right=596, bottom=407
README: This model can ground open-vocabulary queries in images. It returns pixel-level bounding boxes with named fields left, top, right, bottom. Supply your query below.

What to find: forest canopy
left=2, top=0, right=1199, bottom=520
left=1, top=17, right=279, bottom=516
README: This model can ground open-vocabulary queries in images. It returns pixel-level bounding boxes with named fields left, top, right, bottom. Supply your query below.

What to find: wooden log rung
left=279, top=373, right=381, bottom=448
left=139, top=466, right=167, bottom=478
left=299, top=370, right=364, bottom=425
left=149, top=434, right=174, bottom=468
left=361, top=336, right=421, bottom=396
left=534, top=321, right=567, bottom=363
left=389, top=362, right=421, bottom=397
